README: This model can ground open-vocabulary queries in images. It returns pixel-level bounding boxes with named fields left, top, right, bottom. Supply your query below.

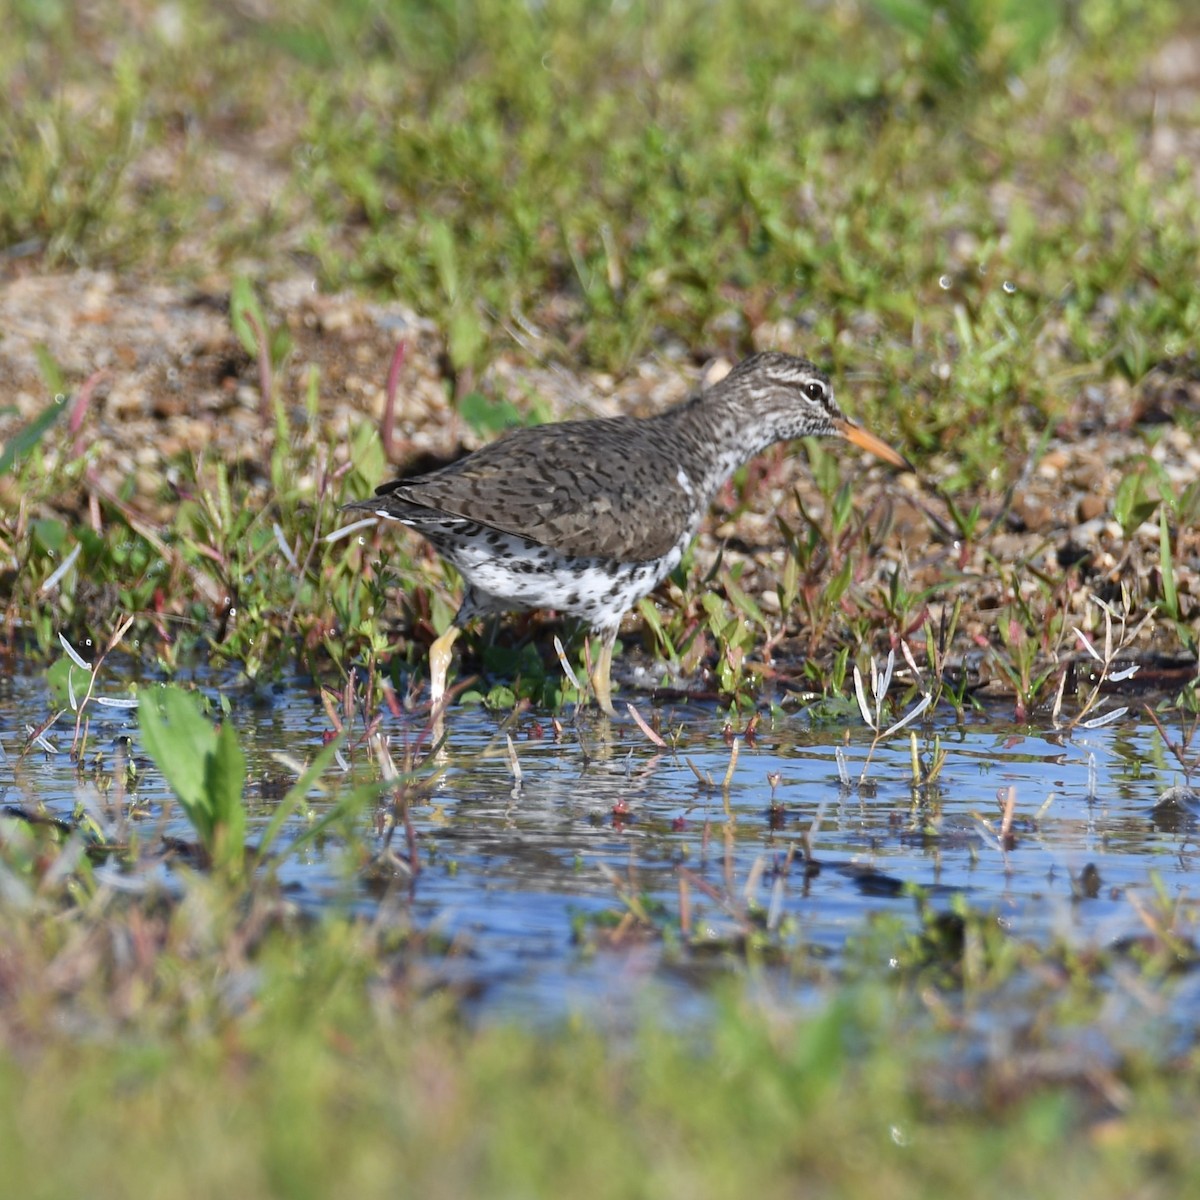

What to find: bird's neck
left=652, top=389, right=781, bottom=507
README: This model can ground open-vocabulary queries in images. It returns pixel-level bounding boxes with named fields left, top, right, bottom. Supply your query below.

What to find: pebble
left=1036, top=448, right=1068, bottom=479
left=1011, top=494, right=1054, bottom=533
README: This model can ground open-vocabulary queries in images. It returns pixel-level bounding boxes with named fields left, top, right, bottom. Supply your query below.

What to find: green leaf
left=1159, top=507, right=1179, bottom=623
left=825, top=555, right=854, bottom=607
left=831, top=481, right=854, bottom=537
left=428, top=220, right=459, bottom=302
left=0, top=397, right=66, bottom=477
left=45, top=657, right=84, bottom=710
left=229, top=275, right=268, bottom=359
left=483, top=683, right=517, bottom=709
left=139, top=687, right=216, bottom=832
left=349, top=421, right=387, bottom=492
left=138, top=686, right=247, bottom=877
left=1112, top=469, right=1159, bottom=540
left=802, top=438, right=840, bottom=502
left=31, top=518, right=68, bottom=554
left=724, top=576, right=767, bottom=633
left=458, top=390, right=528, bottom=438
left=269, top=325, right=294, bottom=370
left=447, top=305, right=486, bottom=372
left=869, top=0, right=932, bottom=39
left=207, top=719, right=247, bottom=874
left=34, top=344, right=65, bottom=397
left=637, top=597, right=677, bottom=660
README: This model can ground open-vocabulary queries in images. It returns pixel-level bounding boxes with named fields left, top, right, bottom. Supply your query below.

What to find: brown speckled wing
left=374, top=418, right=696, bottom=563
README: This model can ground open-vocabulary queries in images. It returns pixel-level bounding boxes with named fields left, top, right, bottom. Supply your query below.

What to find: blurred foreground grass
left=1, top=879, right=1198, bottom=1199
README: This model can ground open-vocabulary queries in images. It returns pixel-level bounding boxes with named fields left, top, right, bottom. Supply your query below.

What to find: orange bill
left=833, top=418, right=914, bottom=471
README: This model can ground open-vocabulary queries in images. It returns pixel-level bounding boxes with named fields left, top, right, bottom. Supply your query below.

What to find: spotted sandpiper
left=346, top=351, right=910, bottom=716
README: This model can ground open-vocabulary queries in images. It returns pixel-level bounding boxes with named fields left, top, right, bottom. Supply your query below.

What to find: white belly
left=446, top=529, right=684, bottom=632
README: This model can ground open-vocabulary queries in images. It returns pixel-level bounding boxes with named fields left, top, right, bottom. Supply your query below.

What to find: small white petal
left=881, top=693, right=933, bottom=739
left=853, top=666, right=874, bottom=728
left=58, top=632, right=92, bottom=672
left=273, top=522, right=299, bottom=569
left=1079, top=707, right=1128, bottom=729
left=324, top=517, right=379, bottom=543
left=553, top=636, right=583, bottom=691
left=878, top=649, right=896, bottom=702
left=40, top=543, right=82, bottom=595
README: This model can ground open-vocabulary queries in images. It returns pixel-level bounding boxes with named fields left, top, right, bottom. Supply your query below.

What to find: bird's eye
left=803, top=381, right=826, bottom=403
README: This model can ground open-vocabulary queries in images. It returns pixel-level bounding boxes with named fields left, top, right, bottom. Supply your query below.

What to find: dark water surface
left=3, top=667, right=1197, bottom=1026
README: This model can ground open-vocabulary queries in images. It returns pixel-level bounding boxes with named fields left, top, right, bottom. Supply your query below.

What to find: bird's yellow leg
left=429, top=623, right=463, bottom=713
left=588, top=633, right=617, bottom=717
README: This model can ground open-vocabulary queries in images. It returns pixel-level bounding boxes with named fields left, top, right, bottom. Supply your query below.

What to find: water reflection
left=1, top=669, right=1196, bottom=1022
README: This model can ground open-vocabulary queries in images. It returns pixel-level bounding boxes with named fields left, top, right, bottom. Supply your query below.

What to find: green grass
left=3, top=0, right=1198, bottom=716
left=3, top=6, right=1200, bottom=1186
left=0, top=872, right=1198, bottom=1200
left=4, top=1, right=1198, bottom=472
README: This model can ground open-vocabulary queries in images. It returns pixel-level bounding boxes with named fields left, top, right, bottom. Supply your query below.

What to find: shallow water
left=2, top=667, right=1197, bottom=1026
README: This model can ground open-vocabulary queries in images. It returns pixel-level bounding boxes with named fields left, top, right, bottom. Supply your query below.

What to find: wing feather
left=371, top=418, right=696, bottom=562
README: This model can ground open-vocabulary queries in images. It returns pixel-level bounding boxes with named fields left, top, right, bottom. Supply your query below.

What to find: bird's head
left=720, top=351, right=911, bottom=469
